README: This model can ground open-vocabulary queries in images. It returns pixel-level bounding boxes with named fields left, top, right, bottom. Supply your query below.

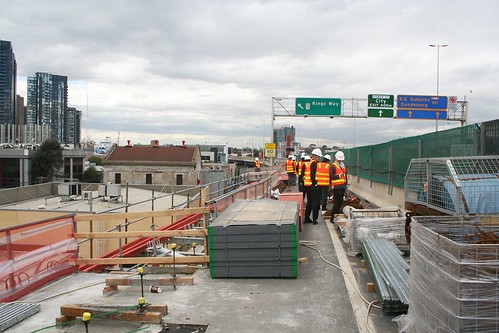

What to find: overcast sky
left=2, top=0, right=497, bottom=148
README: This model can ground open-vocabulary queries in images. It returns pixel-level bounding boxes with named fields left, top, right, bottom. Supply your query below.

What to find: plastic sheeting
left=404, top=216, right=498, bottom=333
left=0, top=216, right=77, bottom=302
left=342, top=206, right=407, bottom=256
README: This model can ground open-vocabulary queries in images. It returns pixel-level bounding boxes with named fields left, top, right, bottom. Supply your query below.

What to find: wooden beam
left=75, top=206, right=210, bottom=222
left=59, top=304, right=166, bottom=323
left=74, top=229, right=206, bottom=239
left=106, top=276, right=194, bottom=287
left=76, top=256, right=209, bottom=265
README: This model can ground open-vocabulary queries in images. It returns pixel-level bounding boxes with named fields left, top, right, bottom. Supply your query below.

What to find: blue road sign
left=397, top=110, right=448, bottom=120
left=397, top=95, right=448, bottom=110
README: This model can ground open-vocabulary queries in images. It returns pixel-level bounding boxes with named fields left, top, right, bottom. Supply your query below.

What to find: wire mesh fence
left=405, top=156, right=499, bottom=215
left=345, top=119, right=499, bottom=190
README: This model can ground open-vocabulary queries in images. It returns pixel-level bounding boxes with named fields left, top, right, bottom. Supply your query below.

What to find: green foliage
left=88, top=156, right=103, bottom=166
left=31, top=138, right=63, bottom=183
left=79, top=166, right=103, bottom=183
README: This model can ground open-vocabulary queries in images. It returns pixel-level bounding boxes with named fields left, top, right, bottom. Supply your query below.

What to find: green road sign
left=368, top=108, right=394, bottom=118
left=368, top=94, right=394, bottom=108
left=295, top=98, right=342, bottom=116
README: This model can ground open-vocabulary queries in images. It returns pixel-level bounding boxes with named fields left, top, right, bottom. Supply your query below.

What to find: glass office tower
left=27, top=72, right=69, bottom=143
left=0, top=39, right=17, bottom=125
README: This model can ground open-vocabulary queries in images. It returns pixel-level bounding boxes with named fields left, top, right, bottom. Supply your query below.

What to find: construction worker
left=297, top=154, right=306, bottom=195
left=317, top=154, right=332, bottom=211
left=299, top=155, right=309, bottom=199
left=254, top=157, right=261, bottom=172
left=303, top=149, right=322, bottom=225
left=330, top=151, right=347, bottom=223
left=285, top=155, right=296, bottom=186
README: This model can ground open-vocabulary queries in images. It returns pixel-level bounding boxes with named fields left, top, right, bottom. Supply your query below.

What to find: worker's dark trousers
left=287, top=173, right=296, bottom=186
left=305, top=187, right=321, bottom=222
left=320, top=186, right=330, bottom=210
left=331, top=187, right=346, bottom=219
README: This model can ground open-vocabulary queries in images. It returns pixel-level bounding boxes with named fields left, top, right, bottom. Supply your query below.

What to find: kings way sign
left=295, top=98, right=342, bottom=116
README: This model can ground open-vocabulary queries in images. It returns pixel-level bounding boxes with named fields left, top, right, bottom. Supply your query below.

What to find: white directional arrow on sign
left=378, top=110, right=383, bottom=117
left=297, top=103, right=304, bottom=109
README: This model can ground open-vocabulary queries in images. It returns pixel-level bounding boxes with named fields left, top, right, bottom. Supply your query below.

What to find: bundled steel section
left=362, top=238, right=409, bottom=314
left=0, top=303, right=40, bottom=332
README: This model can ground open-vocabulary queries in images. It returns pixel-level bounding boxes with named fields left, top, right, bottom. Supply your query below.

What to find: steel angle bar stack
left=208, top=199, right=299, bottom=278
left=362, top=238, right=409, bottom=314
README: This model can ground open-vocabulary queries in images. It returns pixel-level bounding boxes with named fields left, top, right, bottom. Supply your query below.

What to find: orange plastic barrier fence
left=0, top=216, right=77, bottom=302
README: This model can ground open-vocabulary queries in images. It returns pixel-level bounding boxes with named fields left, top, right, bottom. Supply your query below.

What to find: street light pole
left=429, top=44, right=448, bottom=131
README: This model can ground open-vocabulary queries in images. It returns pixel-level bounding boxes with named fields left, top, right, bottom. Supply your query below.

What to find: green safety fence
left=344, top=119, right=498, bottom=190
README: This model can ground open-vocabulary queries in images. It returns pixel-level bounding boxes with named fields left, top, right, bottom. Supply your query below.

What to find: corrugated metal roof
left=106, top=145, right=196, bottom=163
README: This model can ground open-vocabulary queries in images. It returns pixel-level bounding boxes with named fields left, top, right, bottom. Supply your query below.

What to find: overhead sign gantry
left=272, top=95, right=466, bottom=122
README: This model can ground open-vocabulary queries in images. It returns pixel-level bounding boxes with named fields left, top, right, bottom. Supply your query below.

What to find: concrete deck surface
left=10, top=212, right=399, bottom=333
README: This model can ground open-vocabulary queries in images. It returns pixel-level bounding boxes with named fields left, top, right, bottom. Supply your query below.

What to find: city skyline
left=2, top=1, right=498, bottom=148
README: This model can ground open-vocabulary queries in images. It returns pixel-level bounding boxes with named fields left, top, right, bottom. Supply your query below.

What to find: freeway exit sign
left=368, top=94, right=394, bottom=108
left=295, top=98, right=342, bottom=116
left=368, top=108, right=394, bottom=118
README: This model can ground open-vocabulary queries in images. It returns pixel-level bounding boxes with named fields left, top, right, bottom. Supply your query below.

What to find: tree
left=79, top=166, right=103, bottom=183
left=88, top=156, right=103, bottom=166
left=31, top=138, right=63, bottom=183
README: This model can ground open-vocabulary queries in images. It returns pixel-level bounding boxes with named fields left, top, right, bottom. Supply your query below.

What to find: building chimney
left=151, top=139, right=159, bottom=147
left=182, top=140, right=186, bottom=146
left=126, top=140, right=132, bottom=147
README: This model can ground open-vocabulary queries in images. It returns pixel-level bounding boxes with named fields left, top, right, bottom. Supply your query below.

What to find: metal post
left=270, top=98, right=275, bottom=165
left=89, top=220, right=93, bottom=258
left=117, top=224, right=122, bottom=271
left=429, top=44, right=448, bottom=132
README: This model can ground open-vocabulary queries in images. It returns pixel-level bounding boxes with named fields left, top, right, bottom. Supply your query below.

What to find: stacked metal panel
left=408, top=216, right=499, bottom=333
left=362, top=239, right=409, bottom=314
left=208, top=199, right=299, bottom=278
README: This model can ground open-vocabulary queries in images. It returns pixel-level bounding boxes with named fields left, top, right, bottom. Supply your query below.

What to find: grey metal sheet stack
left=208, top=199, right=299, bottom=278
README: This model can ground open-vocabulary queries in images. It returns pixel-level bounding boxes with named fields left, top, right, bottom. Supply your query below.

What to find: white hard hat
left=311, top=148, right=322, bottom=157
left=335, top=151, right=345, bottom=161
left=288, top=154, right=293, bottom=159
left=304, top=155, right=311, bottom=161
left=292, top=156, right=296, bottom=161
left=255, top=157, right=259, bottom=161
left=323, top=154, right=331, bottom=161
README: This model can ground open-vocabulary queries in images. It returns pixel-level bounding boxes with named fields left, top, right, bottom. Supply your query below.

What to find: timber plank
left=106, top=276, right=194, bottom=287
left=76, top=256, right=209, bottom=265
left=74, top=229, right=206, bottom=239
left=75, top=207, right=209, bottom=222
left=60, top=304, right=167, bottom=323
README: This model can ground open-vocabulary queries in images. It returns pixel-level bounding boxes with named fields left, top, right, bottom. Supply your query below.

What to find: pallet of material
left=208, top=199, right=299, bottom=278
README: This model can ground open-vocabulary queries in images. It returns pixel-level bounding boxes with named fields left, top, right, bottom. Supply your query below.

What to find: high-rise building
left=0, top=39, right=17, bottom=125
left=16, top=95, right=26, bottom=126
left=27, top=72, right=69, bottom=143
left=67, top=106, right=82, bottom=148
left=273, top=125, right=297, bottom=158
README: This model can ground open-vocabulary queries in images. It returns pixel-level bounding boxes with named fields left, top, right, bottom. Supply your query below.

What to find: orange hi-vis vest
left=331, top=162, right=347, bottom=187
left=296, top=160, right=304, bottom=175
left=316, top=162, right=331, bottom=186
left=255, top=160, right=261, bottom=168
left=303, top=160, right=314, bottom=186
left=286, top=159, right=294, bottom=173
